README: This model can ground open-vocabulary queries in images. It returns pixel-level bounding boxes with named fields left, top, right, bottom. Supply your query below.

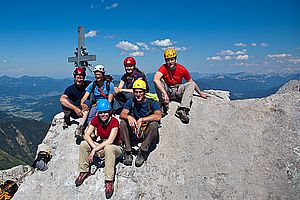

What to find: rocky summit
left=8, top=81, right=300, bottom=199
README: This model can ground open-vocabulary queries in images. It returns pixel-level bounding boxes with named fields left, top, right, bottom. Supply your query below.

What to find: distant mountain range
left=0, top=112, right=49, bottom=170
left=0, top=69, right=299, bottom=123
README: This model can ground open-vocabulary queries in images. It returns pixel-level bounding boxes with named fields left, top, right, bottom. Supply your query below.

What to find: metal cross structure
left=68, top=26, right=96, bottom=72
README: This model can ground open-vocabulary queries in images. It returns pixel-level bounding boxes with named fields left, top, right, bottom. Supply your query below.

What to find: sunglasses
left=98, top=111, right=110, bottom=115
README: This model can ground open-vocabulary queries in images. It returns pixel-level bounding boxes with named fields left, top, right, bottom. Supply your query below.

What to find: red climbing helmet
left=123, top=57, right=136, bottom=67
left=73, top=68, right=86, bottom=78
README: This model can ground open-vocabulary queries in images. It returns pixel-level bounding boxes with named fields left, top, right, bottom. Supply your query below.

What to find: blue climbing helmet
left=96, top=99, right=111, bottom=112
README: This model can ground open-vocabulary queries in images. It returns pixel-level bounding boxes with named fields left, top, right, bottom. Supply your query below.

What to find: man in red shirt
left=154, top=48, right=209, bottom=124
left=75, top=99, right=122, bottom=198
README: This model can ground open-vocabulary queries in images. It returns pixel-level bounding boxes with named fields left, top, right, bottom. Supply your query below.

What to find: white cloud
left=136, top=42, right=149, bottom=50
left=104, top=35, right=114, bottom=39
left=207, top=56, right=222, bottom=61
left=2, top=59, right=9, bottom=63
left=224, top=56, right=232, bottom=60
left=267, top=54, right=291, bottom=58
left=116, top=41, right=139, bottom=51
left=173, top=46, right=188, bottom=51
left=219, top=49, right=246, bottom=55
left=236, top=55, right=249, bottom=60
left=234, top=43, right=247, bottom=47
left=151, top=39, right=173, bottom=47
left=85, top=30, right=97, bottom=38
left=129, top=51, right=144, bottom=57
left=219, top=50, right=235, bottom=55
left=250, top=43, right=257, bottom=47
left=236, top=49, right=247, bottom=55
left=105, top=3, right=118, bottom=10
left=260, top=42, right=268, bottom=47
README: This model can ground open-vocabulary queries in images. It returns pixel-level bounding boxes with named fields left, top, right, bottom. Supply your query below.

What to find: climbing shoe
left=161, top=104, right=169, bottom=118
left=135, top=149, right=147, bottom=167
left=105, top=180, right=114, bottom=199
left=175, top=107, right=190, bottom=124
left=62, top=122, right=68, bottom=129
left=74, top=125, right=84, bottom=139
left=75, top=172, right=89, bottom=187
left=123, top=152, right=133, bottom=166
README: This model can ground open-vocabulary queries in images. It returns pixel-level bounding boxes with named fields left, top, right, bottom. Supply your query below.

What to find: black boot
left=135, top=149, right=147, bottom=167
left=175, top=107, right=190, bottom=124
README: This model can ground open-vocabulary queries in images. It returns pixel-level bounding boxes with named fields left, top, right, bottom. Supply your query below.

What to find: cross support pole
left=68, top=26, right=96, bottom=70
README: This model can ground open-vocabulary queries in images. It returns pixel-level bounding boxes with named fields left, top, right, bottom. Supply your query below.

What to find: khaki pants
left=120, top=120, right=159, bottom=152
left=155, top=81, right=195, bottom=110
left=78, top=141, right=122, bottom=181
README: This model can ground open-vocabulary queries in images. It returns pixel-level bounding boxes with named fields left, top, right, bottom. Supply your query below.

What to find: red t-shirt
left=90, top=116, right=119, bottom=139
left=158, top=63, right=191, bottom=86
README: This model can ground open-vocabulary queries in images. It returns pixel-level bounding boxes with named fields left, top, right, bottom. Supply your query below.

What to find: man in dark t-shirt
left=120, top=80, right=161, bottom=167
left=60, top=68, right=91, bottom=138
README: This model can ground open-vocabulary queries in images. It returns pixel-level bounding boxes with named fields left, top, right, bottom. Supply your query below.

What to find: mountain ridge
left=10, top=80, right=300, bottom=199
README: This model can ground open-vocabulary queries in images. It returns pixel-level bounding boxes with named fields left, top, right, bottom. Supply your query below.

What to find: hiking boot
left=64, top=114, right=71, bottom=126
left=105, top=180, right=114, bottom=199
left=62, top=122, right=68, bottom=129
left=74, top=125, right=84, bottom=139
left=75, top=172, right=89, bottom=187
left=135, top=149, right=147, bottom=167
left=161, top=104, right=169, bottom=117
left=123, top=152, right=133, bottom=166
left=175, top=107, right=190, bottom=124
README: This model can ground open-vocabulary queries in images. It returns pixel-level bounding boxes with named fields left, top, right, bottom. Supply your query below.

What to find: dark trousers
left=120, top=119, right=159, bottom=152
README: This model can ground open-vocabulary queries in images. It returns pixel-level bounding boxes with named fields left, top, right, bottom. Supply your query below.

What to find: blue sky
left=0, top=0, right=299, bottom=78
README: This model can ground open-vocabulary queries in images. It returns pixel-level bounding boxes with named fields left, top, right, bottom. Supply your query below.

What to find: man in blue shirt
left=120, top=80, right=161, bottom=167
left=80, top=64, right=114, bottom=123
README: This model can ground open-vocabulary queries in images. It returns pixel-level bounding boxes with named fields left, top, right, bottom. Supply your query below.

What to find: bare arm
left=60, top=94, right=83, bottom=117
left=114, top=80, right=125, bottom=94
left=154, top=71, right=169, bottom=103
left=87, top=125, right=118, bottom=162
left=120, top=108, right=137, bottom=128
left=91, top=127, right=118, bottom=152
left=84, top=124, right=97, bottom=149
left=108, top=93, right=114, bottom=103
left=140, top=110, right=162, bottom=122
left=80, top=91, right=90, bottom=107
left=60, top=94, right=78, bottom=111
left=188, top=79, right=210, bottom=98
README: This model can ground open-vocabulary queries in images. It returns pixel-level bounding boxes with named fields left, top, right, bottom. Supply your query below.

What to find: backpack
left=91, top=75, right=113, bottom=99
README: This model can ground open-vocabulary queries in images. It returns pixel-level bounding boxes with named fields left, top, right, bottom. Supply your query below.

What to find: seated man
left=154, top=48, right=209, bottom=124
left=120, top=80, right=161, bottom=167
left=114, top=57, right=148, bottom=113
left=75, top=99, right=122, bottom=198
left=60, top=68, right=91, bottom=138
left=80, top=64, right=114, bottom=123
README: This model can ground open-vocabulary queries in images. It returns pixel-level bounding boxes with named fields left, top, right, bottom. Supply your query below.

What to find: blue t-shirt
left=124, top=98, right=160, bottom=119
left=86, top=80, right=114, bottom=101
left=64, top=80, right=91, bottom=106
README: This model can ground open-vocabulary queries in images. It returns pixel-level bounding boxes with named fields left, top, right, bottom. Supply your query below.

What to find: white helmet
left=94, top=64, right=105, bottom=73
